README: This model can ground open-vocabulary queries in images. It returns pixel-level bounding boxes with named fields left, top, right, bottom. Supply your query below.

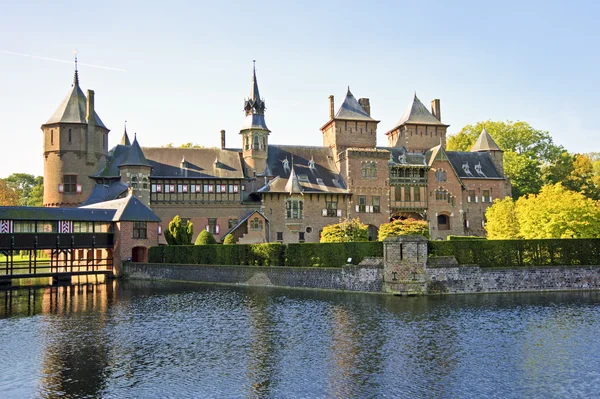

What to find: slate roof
left=257, top=145, right=348, bottom=194
left=471, top=128, right=502, bottom=152
left=381, top=147, right=428, bottom=166
left=241, top=114, right=270, bottom=131
left=0, top=206, right=116, bottom=222
left=120, top=130, right=131, bottom=146
left=142, top=147, right=245, bottom=179
left=121, top=137, right=150, bottom=167
left=92, top=145, right=131, bottom=178
left=446, top=151, right=503, bottom=179
left=334, top=88, right=376, bottom=121
left=389, top=94, right=446, bottom=131
left=80, top=194, right=161, bottom=222
left=44, top=77, right=107, bottom=128
left=81, top=181, right=129, bottom=206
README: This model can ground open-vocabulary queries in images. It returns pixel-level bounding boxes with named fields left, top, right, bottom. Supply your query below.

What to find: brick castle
left=41, top=63, right=511, bottom=243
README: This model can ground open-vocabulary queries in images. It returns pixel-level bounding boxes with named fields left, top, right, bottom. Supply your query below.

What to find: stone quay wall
left=124, top=261, right=383, bottom=292
left=427, top=265, right=600, bottom=294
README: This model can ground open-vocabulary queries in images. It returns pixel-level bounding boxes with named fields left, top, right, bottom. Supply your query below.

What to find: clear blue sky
left=1, top=0, right=599, bottom=177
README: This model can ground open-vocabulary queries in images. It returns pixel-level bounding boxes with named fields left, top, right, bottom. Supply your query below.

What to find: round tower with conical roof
left=240, top=62, right=270, bottom=176
left=41, top=62, right=110, bottom=207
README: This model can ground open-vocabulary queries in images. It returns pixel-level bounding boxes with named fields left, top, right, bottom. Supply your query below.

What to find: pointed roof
left=471, top=128, right=502, bottom=152
left=284, top=165, right=304, bottom=195
left=120, top=124, right=131, bottom=146
left=120, top=135, right=150, bottom=167
left=334, top=88, right=375, bottom=121
left=250, top=62, right=261, bottom=103
left=391, top=93, right=446, bottom=130
left=43, top=71, right=107, bottom=128
left=80, top=192, right=160, bottom=222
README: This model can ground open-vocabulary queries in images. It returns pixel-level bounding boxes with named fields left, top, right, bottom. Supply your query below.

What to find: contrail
left=0, top=50, right=127, bottom=72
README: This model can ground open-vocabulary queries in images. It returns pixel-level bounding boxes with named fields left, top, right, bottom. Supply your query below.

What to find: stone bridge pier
left=383, top=236, right=428, bottom=295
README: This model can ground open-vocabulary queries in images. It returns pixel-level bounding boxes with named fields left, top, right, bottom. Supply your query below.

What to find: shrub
left=195, top=230, right=217, bottom=245
left=223, top=234, right=236, bottom=245
left=164, top=215, right=193, bottom=245
left=378, top=218, right=429, bottom=240
left=321, top=218, right=369, bottom=242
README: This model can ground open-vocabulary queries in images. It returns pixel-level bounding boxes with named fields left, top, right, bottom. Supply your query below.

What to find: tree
left=320, top=218, right=368, bottom=243
left=0, top=179, right=19, bottom=206
left=164, top=215, right=193, bottom=245
left=4, top=174, right=43, bottom=206
left=516, top=184, right=600, bottom=239
left=223, top=234, right=236, bottom=244
left=484, top=197, right=520, bottom=239
left=378, top=218, right=430, bottom=240
left=195, top=230, right=217, bottom=245
left=447, top=121, right=564, bottom=199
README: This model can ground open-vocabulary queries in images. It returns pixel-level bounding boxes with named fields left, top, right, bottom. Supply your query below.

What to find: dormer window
left=462, top=162, right=473, bottom=176
left=282, top=157, right=290, bottom=173
left=308, top=157, right=316, bottom=170
left=474, top=162, right=486, bottom=177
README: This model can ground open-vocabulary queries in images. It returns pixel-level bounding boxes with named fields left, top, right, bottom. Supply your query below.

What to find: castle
left=41, top=64, right=511, bottom=243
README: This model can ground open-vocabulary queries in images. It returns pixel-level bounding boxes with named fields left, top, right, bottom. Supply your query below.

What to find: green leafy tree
left=484, top=197, right=520, bottom=239
left=447, top=121, right=564, bottom=199
left=516, top=184, right=600, bottom=239
left=320, top=218, right=368, bottom=243
left=195, top=230, right=217, bottom=245
left=378, top=218, right=430, bottom=240
left=164, top=215, right=193, bottom=245
left=4, top=174, right=43, bottom=206
left=223, top=234, right=236, bottom=244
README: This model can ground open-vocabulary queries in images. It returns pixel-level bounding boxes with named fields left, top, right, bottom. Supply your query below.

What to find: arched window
left=142, top=177, right=148, bottom=189
left=437, top=214, right=450, bottom=231
left=131, top=176, right=138, bottom=189
left=253, top=135, right=260, bottom=150
left=435, top=169, right=447, bottom=182
left=250, top=217, right=263, bottom=230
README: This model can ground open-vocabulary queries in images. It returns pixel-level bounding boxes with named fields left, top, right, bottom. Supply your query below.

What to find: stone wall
left=124, top=262, right=383, bottom=292
left=427, top=265, right=600, bottom=294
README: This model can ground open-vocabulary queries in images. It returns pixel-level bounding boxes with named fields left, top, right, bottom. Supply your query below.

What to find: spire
left=284, top=162, right=304, bottom=195
left=120, top=121, right=131, bottom=146
left=241, top=61, right=270, bottom=132
left=73, top=50, right=79, bottom=87
left=121, top=135, right=150, bottom=167
left=471, top=127, right=502, bottom=152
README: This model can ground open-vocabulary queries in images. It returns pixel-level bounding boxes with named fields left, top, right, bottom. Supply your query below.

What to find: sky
left=1, top=0, right=599, bottom=178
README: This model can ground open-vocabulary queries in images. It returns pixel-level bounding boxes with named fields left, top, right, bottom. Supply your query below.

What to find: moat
left=1, top=282, right=600, bottom=398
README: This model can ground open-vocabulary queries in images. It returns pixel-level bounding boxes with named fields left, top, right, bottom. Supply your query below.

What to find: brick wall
left=113, top=221, right=159, bottom=275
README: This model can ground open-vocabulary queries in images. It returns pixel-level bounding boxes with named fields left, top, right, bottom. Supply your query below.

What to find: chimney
left=431, top=99, right=441, bottom=121
left=329, top=95, right=335, bottom=119
left=358, top=98, right=371, bottom=116
left=86, top=90, right=95, bottom=123
left=220, top=129, right=226, bottom=149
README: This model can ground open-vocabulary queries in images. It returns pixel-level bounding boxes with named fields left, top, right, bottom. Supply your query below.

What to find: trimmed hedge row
left=429, top=239, right=600, bottom=267
left=446, top=235, right=487, bottom=241
left=148, top=241, right=383, bottom=267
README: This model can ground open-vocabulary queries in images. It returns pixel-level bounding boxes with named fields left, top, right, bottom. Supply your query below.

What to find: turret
left=41, top=58, right=110, bottom=207
left=471, top=127, right=504, bottom=176
left=386, top=93, right=449, bottom=152
left=240, top=62, right=270, bottom=176
left=320, top=87, right=379, bottom=158
left=118, top=135, right=152, bottom=207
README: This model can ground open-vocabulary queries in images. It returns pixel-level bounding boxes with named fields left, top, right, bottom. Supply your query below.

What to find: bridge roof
left=0, top=206, right=116, bottom=222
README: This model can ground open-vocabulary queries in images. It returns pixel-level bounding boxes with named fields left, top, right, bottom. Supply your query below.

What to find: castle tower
left=386, top=94, right=449, bottom=152
left=320, top=88, right=379, bottom=157
left=118, top=135, right=152, bottom=207
left=41, top=60, right=110, bottom=207
left=240, top=63, right=270, bottom=176
left=471, top=127, right=504, bottom=175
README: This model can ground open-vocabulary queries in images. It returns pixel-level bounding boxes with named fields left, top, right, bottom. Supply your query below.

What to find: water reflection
left=1, top=284, right=600, bottom=398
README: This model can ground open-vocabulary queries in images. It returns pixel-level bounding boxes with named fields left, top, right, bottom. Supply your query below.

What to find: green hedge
left=148, top=243, right=285, bottom=266
left=429, top=239, right=600, bottom=267
left=286, top=242, right=383, bottom=267
left=446, top=235, right=487, bottom=241
left=148, top=241, right=383, bottom=267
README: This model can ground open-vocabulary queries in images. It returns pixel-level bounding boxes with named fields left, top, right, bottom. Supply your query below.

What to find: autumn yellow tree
left=484, top=197, right=520, bottom=239
left=320, top=218, right=368, bottom=242
left=378, top=218, right=430, bottom=240
left=0, top=179, right=19, bottom=206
